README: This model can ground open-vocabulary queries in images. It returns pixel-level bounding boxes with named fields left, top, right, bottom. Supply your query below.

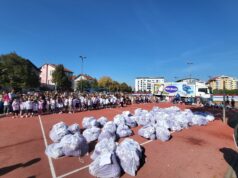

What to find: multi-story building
left=207, top=75, right=238, bottom=91
left=135, top=77, right=165, bottom=92
left=40, top=64, right=73, bottom=88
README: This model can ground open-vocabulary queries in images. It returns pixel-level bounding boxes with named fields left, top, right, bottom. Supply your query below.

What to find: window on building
left=198, top=88, right=208, bottom=94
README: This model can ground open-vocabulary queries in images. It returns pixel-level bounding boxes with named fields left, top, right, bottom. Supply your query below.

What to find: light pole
left=187, top=62, right=193, bottom=83
left=174, top=76, right=178, bottom=82
left=222, top=79, right=226, bottom=123
left=79, top=56, right=86, bottom=93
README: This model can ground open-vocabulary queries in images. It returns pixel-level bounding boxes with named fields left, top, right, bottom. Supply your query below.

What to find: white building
left=135, top=77, right=165, bottom=92
left=73, top=74, right=94, bottom=91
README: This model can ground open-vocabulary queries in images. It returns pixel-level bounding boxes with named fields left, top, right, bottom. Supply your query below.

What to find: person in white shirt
left=20, top=98, right=26, bottom=118
left=12, top=99, right=20, bottom=118
left=63, top=97, right=69, bottom=113
left=33, top=100, right=39, bottom=116
left=25, top=98, right=33, bottom=117
left=50, top=97, right=56, bottom=113
left=68, top=96, right=73, bottom=113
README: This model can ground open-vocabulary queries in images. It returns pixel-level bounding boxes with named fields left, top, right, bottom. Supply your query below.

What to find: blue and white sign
left=182, top=84, right=193, bottom=94
left=165, top=85, right=178, bottom=93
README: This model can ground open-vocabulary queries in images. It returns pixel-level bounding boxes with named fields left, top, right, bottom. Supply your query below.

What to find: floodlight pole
left=80, top=56, right=86, bottom=92
left=187, top=62, right=193, bottom=83
left=223, top=80, right=226, bottom=123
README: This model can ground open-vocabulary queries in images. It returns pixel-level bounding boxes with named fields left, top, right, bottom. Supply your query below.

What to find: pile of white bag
left=45, top=107, right=215, bottom=177
left=45, top=122, right=88, bottom=159
left=136, top=106, right=214, bottom=141
left=89, top=138, right=143, bottom=178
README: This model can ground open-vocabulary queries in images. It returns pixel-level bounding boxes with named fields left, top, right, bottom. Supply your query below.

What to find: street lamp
left=220, top=76, right=227, bottom=123
left=187, top=62, right=193, bottom=83
left=174, top=76, right=178, bottom=82
left=79, top=56, right=86, bottom=92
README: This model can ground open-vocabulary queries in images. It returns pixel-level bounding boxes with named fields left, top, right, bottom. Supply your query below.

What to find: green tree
left=90, top=78, right=98, bottom=90
left=98, top=76, right=113, bottom=90
left=52, top=64, right=72, bottom=91
left=213, top=89, right=238, bottom=95
left=76, top=80, right=91, bottom=92
left=120, top=82, right=132, bottom=92
left=0, top=52, right=40, bottom=91
left=110, top=81, right=120, bottom=92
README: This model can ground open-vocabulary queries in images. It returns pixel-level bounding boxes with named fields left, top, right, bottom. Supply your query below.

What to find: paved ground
left=0, top=103, right=237, bottom=178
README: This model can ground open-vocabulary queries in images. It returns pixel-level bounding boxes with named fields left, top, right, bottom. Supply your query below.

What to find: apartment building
left=135, top=77, right=165, bottom=92
left=207, top=75, right=238, bottom=90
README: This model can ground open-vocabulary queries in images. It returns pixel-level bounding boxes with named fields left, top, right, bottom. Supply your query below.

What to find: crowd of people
left=1, top=90, right=235, bottom=118
left=0, top=90, right=155, bottom=118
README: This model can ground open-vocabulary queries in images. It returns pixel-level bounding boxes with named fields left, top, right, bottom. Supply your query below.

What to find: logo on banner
left=165, top=86, right=178, bottom=93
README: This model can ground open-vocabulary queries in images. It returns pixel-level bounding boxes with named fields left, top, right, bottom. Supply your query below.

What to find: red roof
left=42, top=64, right=73, bottom=73
left=75, top=74, right=94, bottom=80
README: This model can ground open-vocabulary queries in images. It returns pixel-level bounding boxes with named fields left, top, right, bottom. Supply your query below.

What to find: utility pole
left=187, top=62, right=193, bottom=83
left=223, top=80, right=226, bottom=123
left=79, top=56, right=86, bottom=93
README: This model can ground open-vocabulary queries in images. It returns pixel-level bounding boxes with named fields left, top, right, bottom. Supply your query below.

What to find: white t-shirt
left=25, top=100, right=33, bottom=110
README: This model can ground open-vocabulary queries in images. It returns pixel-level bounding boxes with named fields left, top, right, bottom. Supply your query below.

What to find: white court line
left=56, top=138, right=154, bottom=178
left=140, top=139, right=153, bottom=146
left=38, top=115, right=57, bottom=178
left=57, top=164, right=90, bottom=178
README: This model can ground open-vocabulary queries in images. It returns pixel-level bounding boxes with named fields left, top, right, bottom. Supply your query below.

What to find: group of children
left=0, top=91, right=134, bottom=118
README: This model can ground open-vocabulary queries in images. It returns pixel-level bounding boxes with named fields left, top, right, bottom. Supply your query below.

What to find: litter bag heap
left=45, top=122, right=88, bottom=159
left=116, top=138, right=143, bottom=176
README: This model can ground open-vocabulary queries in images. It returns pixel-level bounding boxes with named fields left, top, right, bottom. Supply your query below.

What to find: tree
left=52, top=64, right=72, bottom=91
left=110, top=81, right=120, bottom=92
left=0, top=52, right=40, bottom=91
left=76, top=80, right=91, bottom=92
left=213, top=89, right=238, bottom=95
left=120, top=82, right=132, bottom=92
left=98, top=76, right=113, bottom=90
left=91, top=78, right=98, bottom=90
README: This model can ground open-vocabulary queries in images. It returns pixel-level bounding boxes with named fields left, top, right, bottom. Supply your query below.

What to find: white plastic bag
left=68, top=123, right=80, bottom=134
left=60, top=132, right=88, bottom=156
left=138, top=125, right=156, bottom=140
left=155, top=126, right=171, bottom=142
left=91, top=138, right=117, bottom=160
left=83, top=127, right=101, bottom=143
left=82, top=116, right=99, bottom=129
left=49, top=122, right=69, bottom=142
left=125, top=116, right=137, bottom=128
left=98, top=130, right=117, bottom=141
left=113, top=114, right=125, bottom=126
left=116, top=138, right=142, bottom=176
left=102, top=121, right=117, bottom=134
left=97, top=116, right=108, bottom=126
left=116, top=124, right=132, bottom=138
left=89, top=153, right=121, bottom=178
left=45, top=143, right=64, bottom=159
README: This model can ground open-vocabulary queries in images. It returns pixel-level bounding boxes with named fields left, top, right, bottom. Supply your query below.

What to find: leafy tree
left=213, top=89, right=238, bottom=95
left=76, top=80, right=91, bottom=92
left=91, top=78, right=98, bottom=90
left=120, top=82, right=132, bottom=92
left=110, top=81, right=120, bottom=92
left=52, top=64, right=72, bottom=91
left=98, top=76, right=113, bottom=90
left=0, top=52, right=40, bottom=91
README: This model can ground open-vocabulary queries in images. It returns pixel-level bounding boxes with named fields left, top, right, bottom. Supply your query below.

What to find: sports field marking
left=57, top=164, right=90, bottom=178
left=38, top=115, right=57, bottom=178
left=56, top=138, right=154, bottom=178
left=140, top=139, right=153, bottom=146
